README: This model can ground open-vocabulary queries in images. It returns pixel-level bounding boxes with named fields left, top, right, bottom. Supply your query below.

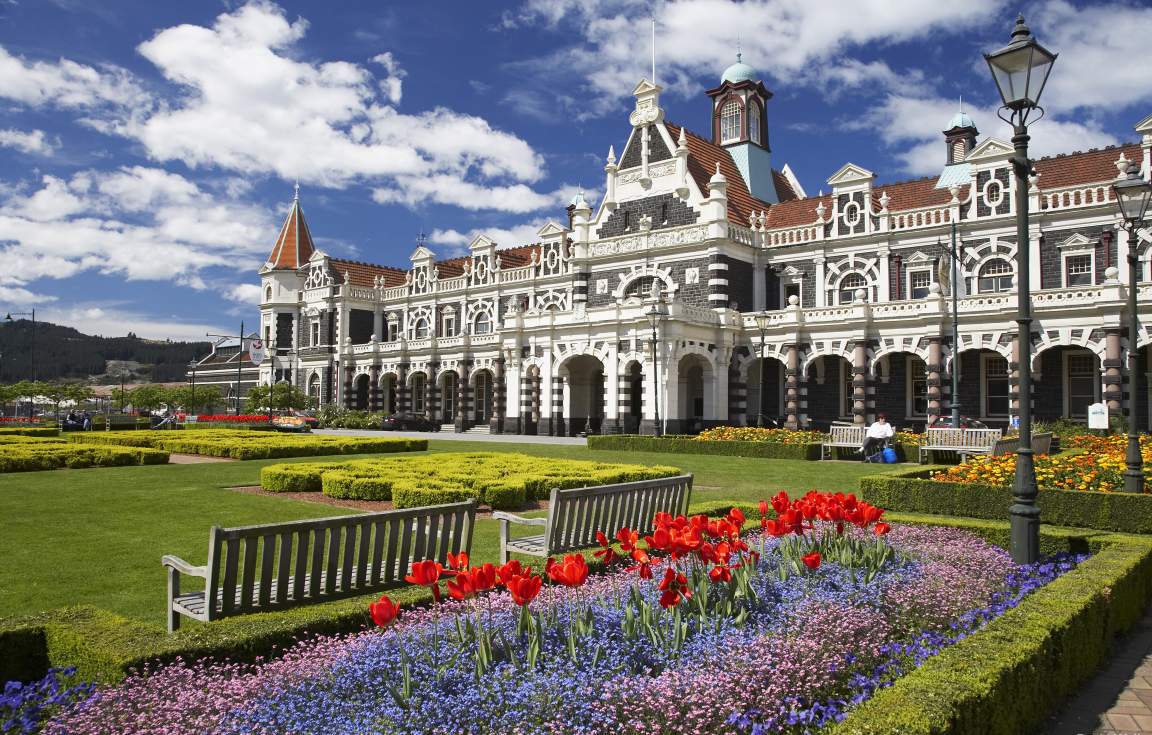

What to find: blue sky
left=1, top=0, right=1149, bottom=340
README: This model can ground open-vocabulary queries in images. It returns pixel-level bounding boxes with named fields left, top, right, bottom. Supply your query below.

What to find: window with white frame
left=748, top=102, right=761, bottom=145
left=977, top=258, right=1013, bottom=293
left=841, top=361, right=855, bottom=418
left=473, top=311, right=492, bottom=335
left=412, top=316, right=430, bottom=339
left=386, top=318, right=399, bottom=342
left=720, top=100, right=741, bottom=143
left=1065, top=351, right=1097, bottom=419
left=908, top=269, right=932, bottom=299
left=310, top=320, right=320, bottom=346
left=783, top=280, right=802, bottom=306
left=442, top=311, right=456, bottom=337
left=838, top=273, right=868, bottom=305
left=1063, top=253, right=1093, bottom=287
left=907, top=356, right=928, bottom=416
left=982, top=354, right=1010, bottom=417
left=411, top=373, right=426, bottom=413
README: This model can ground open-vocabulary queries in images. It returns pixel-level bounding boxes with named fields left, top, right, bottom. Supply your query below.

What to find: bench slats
left=166, top=500, right=478, bottom=632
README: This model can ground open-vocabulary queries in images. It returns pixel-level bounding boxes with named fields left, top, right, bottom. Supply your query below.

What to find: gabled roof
left=266, top=195, right=315, bottom=270
left=1032, top=143, right=1140, bottom=189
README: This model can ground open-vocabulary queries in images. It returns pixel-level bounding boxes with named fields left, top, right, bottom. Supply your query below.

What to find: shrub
left=859, top=467, right=1152, bottom=535
left=588, top=434, right=821, bottom=460
left=68, top=430, right=426, bottom=460
left=0, top=439, right=169, bottom=473
left=260, top=452, right=680, bottom=510
left=694, top=426, right=826, bottom=444
left=0, top=427, right=59, bottom=438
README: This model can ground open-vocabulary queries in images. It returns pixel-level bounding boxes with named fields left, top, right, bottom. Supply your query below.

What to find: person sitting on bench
left=862, top=413, right=894, bottom=461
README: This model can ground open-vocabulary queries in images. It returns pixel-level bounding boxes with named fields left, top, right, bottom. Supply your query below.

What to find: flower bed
left=32, top=496, right=1094, bottom=735
left=67, top=430, right=426, bottom=460
left=0, top=436, right=168, bottom=472
left=932, top=435, right=1150, bottom=493
left=694, top=426, right=827, bottom=444
left=260, top=452, right=681, bottom=509
left=191, top=415, right=271, bottom=424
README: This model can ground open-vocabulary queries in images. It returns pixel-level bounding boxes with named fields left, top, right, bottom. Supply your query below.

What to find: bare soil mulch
left=169, top=453, right=237, bottom=464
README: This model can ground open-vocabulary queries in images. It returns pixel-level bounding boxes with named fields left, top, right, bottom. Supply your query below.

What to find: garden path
left=315, top=428, right=586, bottom=445
left=1046, top=604, right=1152, bottom=734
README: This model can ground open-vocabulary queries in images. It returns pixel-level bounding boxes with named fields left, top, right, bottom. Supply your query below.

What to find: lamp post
left=754, top=313, right=770, bottom=427
left=1112, top=160, right=1152, bottom=493
left=645, top=300, right=667, bottom=437
left=940, top=224, right=965, bottom=427
left=4, top=309, right=35, bottom=418
left=985, top=13, right=1057, bottom=564
left=188, top=360, right=198, bottom=414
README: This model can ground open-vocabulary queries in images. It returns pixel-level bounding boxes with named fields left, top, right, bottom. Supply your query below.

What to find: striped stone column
left=728, top=357, right=747, bottom=425
left=707, top=254, right=729, bottom=307
left=342, top=364, right=354, bottom=409
left=491, top=357, right=507, bottom=433
left=369, top=364, right=382, bottom=412
left=616, top=370, right=631, bottom=432
left=520, top=370, right=536, bottom=434
left=396, top=364, right=409, bottom=413
left=426, top=363, right=439, bottom=419
left=926, top=338, right=943, bottom=420
left=572, top=269, right=590, bottom=306
left=1104, top=329, right=1123, bottom=415
left=784, top=344, right=800, bottom=430
left=852, top=341, right=869, bottom=425
left=455, top=363, right=470, bottom=431
left=551, top=375, right=564, bottom=436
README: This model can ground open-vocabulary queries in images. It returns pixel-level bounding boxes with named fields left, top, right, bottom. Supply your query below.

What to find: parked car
left=381, top=412, right=439, bottom=432
left=928, top=415, right=989, bottom=429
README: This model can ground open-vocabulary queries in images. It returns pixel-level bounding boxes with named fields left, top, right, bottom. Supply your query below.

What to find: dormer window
left=748, top=102, right=761, bottom=145
left=720, top=100, right=741, bottom=144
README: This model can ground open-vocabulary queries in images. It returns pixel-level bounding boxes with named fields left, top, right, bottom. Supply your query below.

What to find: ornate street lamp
left=645, top=300, right=667, bottom=437
left=985, top=14, right=1057, bottom=564
left=754, top=313, right=770, bottom=427
left=1112, top=159, right=1152, bottom=494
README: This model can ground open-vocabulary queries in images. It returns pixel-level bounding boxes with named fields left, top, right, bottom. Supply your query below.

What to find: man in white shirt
left=862, top=413, right=895, bottom=461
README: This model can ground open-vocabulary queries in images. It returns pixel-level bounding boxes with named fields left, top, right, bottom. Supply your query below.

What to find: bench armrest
left=161, top=555, right=208, bottom=578
left=490, top=512, right=548, bottom=526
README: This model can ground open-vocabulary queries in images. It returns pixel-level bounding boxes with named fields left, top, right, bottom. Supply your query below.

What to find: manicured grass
left=0, top=440, right=899, bottom=625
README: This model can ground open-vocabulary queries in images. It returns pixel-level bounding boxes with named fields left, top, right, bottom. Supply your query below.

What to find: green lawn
left=0, top=440, right=899, bottom=625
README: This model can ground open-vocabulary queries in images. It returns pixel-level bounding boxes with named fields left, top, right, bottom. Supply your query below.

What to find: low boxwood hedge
left=69, top=430, right=426, bottom=460
left=0, top=427, right=59, bottom=438
left=859, top=467, right=1152, bottom=535
left=260, top=452, right=680, bottom=509
left=588, top=434, right=821, bottom=460
left=0, top=438, right=169, bottom=472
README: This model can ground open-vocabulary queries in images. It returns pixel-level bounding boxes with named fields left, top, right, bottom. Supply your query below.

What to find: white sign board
left=247, top=338, right=266, bottom=365
left=1087, top=402, right=1109, bottom=430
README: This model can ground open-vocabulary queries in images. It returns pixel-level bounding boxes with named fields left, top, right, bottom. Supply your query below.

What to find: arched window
left=264, top=286, right=272, bottom=302
left=412, top=317, right=430, bottom=339
left=978, top=259, right=1014, bottom=293
left=307, top=374, right=320, bottom=398
left=473, top=311, right=492, bottom=335
left=838, top=273, right=868, bottom=304
left=411, top=373, right=426, bottom=413
left=720, top=100, right=741, bottom=144
left=748, top=102, right=762, bottom=145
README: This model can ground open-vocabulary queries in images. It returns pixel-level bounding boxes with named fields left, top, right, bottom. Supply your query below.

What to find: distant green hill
left=0, top=319, right=211, bottom=383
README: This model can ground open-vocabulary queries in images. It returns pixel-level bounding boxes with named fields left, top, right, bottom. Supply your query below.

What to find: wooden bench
left=493, top=475, right=692, bottom=564
left=822, top=424, right=867, bottom=460
left=919, top=427, right=1003, bottom=463
left=988, top=431, right=1055, bottom=457
left=162, top=499, right=476, bottom=632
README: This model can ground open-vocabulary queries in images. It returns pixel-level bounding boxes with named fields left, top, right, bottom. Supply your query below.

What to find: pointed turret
left=265, top=184, right=316, bottom=270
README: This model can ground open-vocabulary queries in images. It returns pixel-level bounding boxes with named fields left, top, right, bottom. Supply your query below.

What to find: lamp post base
left=1009, top=502, right=1041, bottom=564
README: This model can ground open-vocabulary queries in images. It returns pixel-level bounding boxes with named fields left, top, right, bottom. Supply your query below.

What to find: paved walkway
left=1045, top=606, right=1152, bottom=735
left=314, top=428, right=588, bottom=446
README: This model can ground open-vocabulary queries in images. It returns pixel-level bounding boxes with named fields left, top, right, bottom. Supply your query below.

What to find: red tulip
left=727, top=507, right=746, bottom=529
left=546, top=554, right=590, bottom=588
left=802, top=552, right=821, bottom=570
left=770, top=491, right=790, bottom=515
left=369, top=594, right=400, bottom=628
left=470, top=563, right=498, bottom=593
left=758, top=500, right=769, bottom=518
left=874, top=522, right=891, bottom=536
left=615, top=527, right=639, bottom=551
left=405, top=560, right=444, bottom=602
left=446, top=572, right=476, bottom=601
left=497, top=559, right=528, bottom=586
left=657, top=566, right=691, bottom=608
left=593, top=531, right=619, bottom=564
left=709, top=565, right=732, bottom=584
left=447, top=551, right=470, bottom=572
left=505, top=573, right=542, bottom=606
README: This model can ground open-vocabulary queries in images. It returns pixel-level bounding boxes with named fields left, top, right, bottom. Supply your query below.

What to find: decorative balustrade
left=1031, top=286, right=1109, bottom=306
left=438, top=276, right=467, bottom=291
left=470, top=334, right=499, bottom=345
left=802, top=305, right=858, bottom=323
left=671, top=303, right=722, bottom=325
left=889, top=206, right=953, bottom=232
left=351, top=343, right=377, bottom=354
left=1042, top=184, right=1112, bottom=213
left=727, top=225, right=755, bottom=246
left=741, top=312, right=791, bottom=329
left=382, top=286, right=406, bottom=300
left=765, top=224, right=821, bottom=247
left=436, top=336, right=465, bottom=349
left=500, top=265, right=534, bottom=283
left=869, top=299, right=939, bottom=318
left=406, top=339, right=432, bottom=351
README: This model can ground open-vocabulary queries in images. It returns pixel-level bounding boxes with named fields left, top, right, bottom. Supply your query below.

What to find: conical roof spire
left=266, top=185, right=316, bottom=270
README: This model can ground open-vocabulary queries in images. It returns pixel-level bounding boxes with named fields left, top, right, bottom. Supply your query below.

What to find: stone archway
left=472, top=369, right=493, bottom=423
left=560, top=354, right=605, bottom=436
left=675, top=353, right=712, bottom=435
left=745, top=356, right=786, bottom=427
left=353, top=374, right=370, bottom=411
left=805, top=355, right=853, bottom=430
left=379, top=373, right=397, bottom=414
left=439, top=371, right=458, bottom=425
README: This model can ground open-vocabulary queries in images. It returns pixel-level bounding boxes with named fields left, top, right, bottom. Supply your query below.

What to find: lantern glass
left=1113, top=175, right=1152, bottom=225
left=754, top=314, right=770, bottom=331
left=985, top=18, right=1057, bottom=111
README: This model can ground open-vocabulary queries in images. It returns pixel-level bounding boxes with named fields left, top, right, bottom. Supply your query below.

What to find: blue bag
left=881, top=447, right=898, bottom=464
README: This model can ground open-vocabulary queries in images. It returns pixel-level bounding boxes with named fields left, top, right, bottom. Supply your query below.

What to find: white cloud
left=0, top=167, right=276, bottom=294
left=94, top=0, right=554, bottom=212
left=372, top=178, right=586, bottom=214
left=0, top=128, right=58, bottom=155
left=850, top=94, right=1119, bottom=177
left=0, top=45, right=148, bottom=112
left=225, top=283, right=263, bottom=303
left=504, top=0, right=1006, bottom=120
left=35, top=305, right=228, bottom=341
left=0, top=285, right=57, bottom=306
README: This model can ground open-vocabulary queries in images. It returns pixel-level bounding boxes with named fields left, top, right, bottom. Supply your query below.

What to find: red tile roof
left=665, top=121, right=775, bottom=224
left=329, top=258, right=406, bottom=288
left=1033, top=143, right=1139, bottom=190
left=266, top=198, right=315, bottom=270
left=772, top=169, right=800, bottom=202
left=764, top=194, right=832, bottom=229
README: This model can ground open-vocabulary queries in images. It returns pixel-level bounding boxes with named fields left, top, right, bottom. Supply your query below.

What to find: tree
left=128, top=384, right=169, bottom=413
left=246, top=383, right=312, bottom=413
left=167, top=384, right=222, bottom=413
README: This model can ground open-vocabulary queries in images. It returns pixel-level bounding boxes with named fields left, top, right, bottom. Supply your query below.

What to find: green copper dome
left=947, top=111, right=976, bottom=130
left=721, top=53, right=757, bottom=84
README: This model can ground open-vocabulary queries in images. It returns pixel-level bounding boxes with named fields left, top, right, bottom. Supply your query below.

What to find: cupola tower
left=705, top=53, right=777, bottom=203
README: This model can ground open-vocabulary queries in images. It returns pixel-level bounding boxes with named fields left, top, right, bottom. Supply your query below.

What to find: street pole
left=237, top=320, right=244, bottom=416
left=759, top=324, right=767, bottom=427
left=1126, top=232, right=1145, bottom=493
left=651, top=322, right=661, bottom=437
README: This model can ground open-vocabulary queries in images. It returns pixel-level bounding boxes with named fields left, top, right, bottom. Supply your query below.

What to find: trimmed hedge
left=860, top=467, right=1152, bottom=535
left=0, top=427, right=59, bottom=438
left=588, top=434, right=821, bottom=460
left=69, top=429, right=426, bottom=460
left=260, top=452, right=680, bottom=510
left=0, top=436, right=169, bottom=472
